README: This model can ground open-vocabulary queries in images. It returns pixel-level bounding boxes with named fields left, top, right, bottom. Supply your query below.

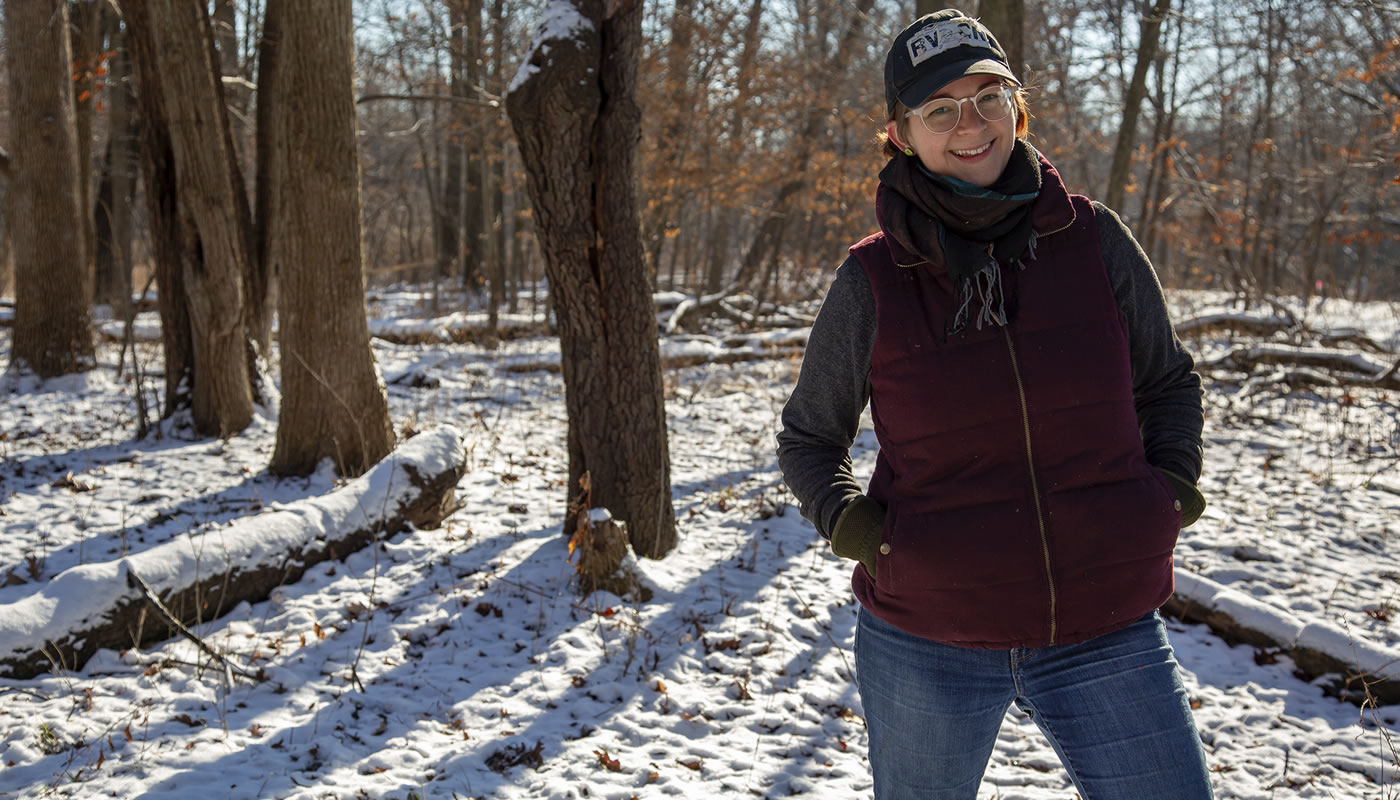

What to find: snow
left=508, top=1, right=596, bottom=95
left=0, top=427, right=463, bottom=662
left=0, top=288, right=1399, bottom=799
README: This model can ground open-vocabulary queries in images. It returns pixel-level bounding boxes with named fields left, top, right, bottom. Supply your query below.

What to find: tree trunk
left=125, top=0, right=256, bottom=436
left=95, top=23, right=138, bottom=312
left=268, top=0, right=396, bottom=478
left=1105, top=0, right=1171, bottom=213
left=5, top=0, right=95, bottom=377
left=254, top=0, right=284, bottom=352
left=977, top=0, right=1024, bottom=76
left=70, top=0, right=106, bottom=298
left=438, top=0, right=467, bottom=282
left=508, top=0, right=677, bottom=558
left=463, top=0, right=486, bottom=292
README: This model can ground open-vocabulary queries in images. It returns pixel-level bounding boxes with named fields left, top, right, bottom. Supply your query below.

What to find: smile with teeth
left=952, top=142, right=993, bottom=157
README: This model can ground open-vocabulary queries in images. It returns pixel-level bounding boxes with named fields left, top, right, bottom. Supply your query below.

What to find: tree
left=125, top=0, right=259, bottom=436
left=978, top=0, right=1025, bottom=76
left=508, top=0, right=678, bottom=558
left=267, top=0, right=395, bottom=478
left=731, top=0, right=876, bottom=295
left=5, top=0, right=95, bottom=377
left=1105, top=0, right=1172, bottom=211
left=94, top=21, right=139, bottom=312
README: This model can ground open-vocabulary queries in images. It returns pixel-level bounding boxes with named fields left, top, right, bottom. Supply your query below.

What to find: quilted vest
left=849, top=163, right=1182, bottom=649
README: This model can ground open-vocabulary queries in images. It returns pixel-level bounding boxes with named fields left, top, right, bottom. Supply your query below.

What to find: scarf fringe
left=949, top=257, right=1009, bottom=336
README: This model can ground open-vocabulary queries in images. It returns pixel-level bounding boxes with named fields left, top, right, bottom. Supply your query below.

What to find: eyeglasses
left=904, top=85, right=1014, bottom=135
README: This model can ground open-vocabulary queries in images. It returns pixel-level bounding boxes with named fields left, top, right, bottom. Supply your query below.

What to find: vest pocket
left=875, top=502, right=897, bottom=588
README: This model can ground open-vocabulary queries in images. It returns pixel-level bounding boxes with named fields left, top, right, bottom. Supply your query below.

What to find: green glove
left=1156, top=468, right=1206, bottom=528
left=831, top=495, right=885, bottom=577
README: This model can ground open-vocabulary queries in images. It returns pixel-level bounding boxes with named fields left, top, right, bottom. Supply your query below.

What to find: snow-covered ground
left=1, top=288, right=1399, bottom=799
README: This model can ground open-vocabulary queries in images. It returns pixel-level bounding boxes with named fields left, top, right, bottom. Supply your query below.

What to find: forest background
left=4, top=0, right=1398, bottom=323
left=4, top=2, right=1400, bottom=795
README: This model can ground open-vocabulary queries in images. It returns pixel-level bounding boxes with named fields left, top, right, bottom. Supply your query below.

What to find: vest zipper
left=1001, top=327, right=1057, bottom=644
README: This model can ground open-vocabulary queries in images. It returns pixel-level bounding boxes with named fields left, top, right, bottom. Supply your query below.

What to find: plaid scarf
left=876, top=139, right=1043, bottom=335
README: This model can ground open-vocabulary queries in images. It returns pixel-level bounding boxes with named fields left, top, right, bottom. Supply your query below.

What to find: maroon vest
left=850, top=168, right=1181, bottom=649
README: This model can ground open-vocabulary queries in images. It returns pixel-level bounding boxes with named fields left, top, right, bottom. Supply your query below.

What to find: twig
left=122, top=562, right=259, bottom=682
left=0, top=686, right=50, bottom=701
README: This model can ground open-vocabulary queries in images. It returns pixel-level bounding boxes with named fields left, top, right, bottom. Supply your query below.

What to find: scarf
left=877, top=139, right=1043, bottom=335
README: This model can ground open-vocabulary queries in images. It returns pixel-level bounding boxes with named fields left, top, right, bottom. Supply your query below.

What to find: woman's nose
left=955, top=102, right=987, bottom=132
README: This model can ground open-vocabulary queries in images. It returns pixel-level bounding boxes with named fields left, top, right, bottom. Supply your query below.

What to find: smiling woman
left=776, top=7, right=1214, bottom=800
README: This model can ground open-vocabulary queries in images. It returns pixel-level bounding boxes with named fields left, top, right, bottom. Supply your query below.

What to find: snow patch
left=508, top=1, right=595, bottom=95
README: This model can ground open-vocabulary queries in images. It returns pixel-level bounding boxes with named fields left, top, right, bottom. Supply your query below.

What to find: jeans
left=854, top=608, right=1215, bottom=799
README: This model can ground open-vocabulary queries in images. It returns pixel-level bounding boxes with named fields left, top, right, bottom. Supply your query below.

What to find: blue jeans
left=854, top=608, right=1215, bottom=799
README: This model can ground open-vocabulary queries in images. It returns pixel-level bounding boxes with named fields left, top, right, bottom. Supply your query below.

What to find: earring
left=903, top=147, right=915, bottom=157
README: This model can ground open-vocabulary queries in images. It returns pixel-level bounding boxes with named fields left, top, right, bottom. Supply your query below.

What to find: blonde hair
left=876, top=85, right=1031, bottom=159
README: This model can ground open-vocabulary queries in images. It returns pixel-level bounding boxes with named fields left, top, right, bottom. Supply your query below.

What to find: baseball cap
left=884, top=9, right=1018, bottom=116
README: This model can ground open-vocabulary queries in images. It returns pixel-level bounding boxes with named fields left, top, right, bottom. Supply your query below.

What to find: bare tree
left=5, top=0, right=94, bottom=377
left=94, top=20, right=138, bottom=312
left=268, top=0, right=395, bottom=477
left=1105, top=0, right=1172, bottom=211
left=508, top=0, right=677, bottom=558
left=125, top=0, right=257, bottom=436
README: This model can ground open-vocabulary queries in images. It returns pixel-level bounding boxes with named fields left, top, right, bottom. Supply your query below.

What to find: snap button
left=879, top=543, right=891, bottom=555
left=1173, top=500, right=1182, bottom=511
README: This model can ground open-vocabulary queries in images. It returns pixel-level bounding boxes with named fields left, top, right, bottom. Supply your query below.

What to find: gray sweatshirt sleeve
left=1094, top=201, right=1205, bottom=483
left=776, top=257, right=877, bottom=539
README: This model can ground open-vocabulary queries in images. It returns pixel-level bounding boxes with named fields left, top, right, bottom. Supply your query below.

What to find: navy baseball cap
left=884, top=9, right=1018, bottom=116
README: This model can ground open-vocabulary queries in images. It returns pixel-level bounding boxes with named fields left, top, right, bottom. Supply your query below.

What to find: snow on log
left=0, top=426, right=468, bottom=680
left=369, top=313, right=548, bottom=345
left=1165, top=571, right=1400, bottom=705
left=1204, top=344, right=1400, bottom=388
left=1174, top=312, right=1295, bottom=339
left=499, top=330, right=809, bottom=373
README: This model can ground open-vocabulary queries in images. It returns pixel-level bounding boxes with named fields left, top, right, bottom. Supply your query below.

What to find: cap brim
left=896, top=58, right=1019, bottom=109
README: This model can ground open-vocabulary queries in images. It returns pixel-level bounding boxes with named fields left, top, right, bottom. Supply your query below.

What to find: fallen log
left=1204, top=344, right=1400, bottom=389
left=1164, top=571, right=1400, bottom=706
left=1174, top=314, right=1394, bottom=355
left=0, top=426, right=467, bottom=680
left=501, top=334, right=808, bottom=374
left=1174, top=313, right=1295, bottom=340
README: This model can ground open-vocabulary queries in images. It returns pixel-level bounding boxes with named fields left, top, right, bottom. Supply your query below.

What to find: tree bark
left=5, top=0, right=95, bottom=377
left=94, top=22, right=138, bottom=312
left=254, top=0, right=284, bottom=351
left=125, top=0, right=256, bottom=436
left=438, top=0, right=468, bottom=282
left=977, top=0, right=1024, bottom=76
left=70, top=0, right=107, bottom=297
left=268, top=0, right=396, bottom=478
left=508, top=0, right=677, bottom=558
left=1105, top=0, right=1172, bottom=213
left=463, top=0, right=487, bottom=292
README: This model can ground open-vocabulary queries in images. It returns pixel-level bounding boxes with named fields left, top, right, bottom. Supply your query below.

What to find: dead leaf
left=595, top=748, right=622, bottom=772
left=677, top=757, right=702, bottom=771
left=172, top=714, right=204, bottom=728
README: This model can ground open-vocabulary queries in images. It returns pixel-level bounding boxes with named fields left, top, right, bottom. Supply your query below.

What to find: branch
left=124, top=562, right=260, bottom=682
left=356, top=91, right=499, bottom=108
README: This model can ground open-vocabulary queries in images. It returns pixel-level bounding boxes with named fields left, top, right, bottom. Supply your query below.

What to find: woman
left=776, top=9, right=1214, bottom=799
